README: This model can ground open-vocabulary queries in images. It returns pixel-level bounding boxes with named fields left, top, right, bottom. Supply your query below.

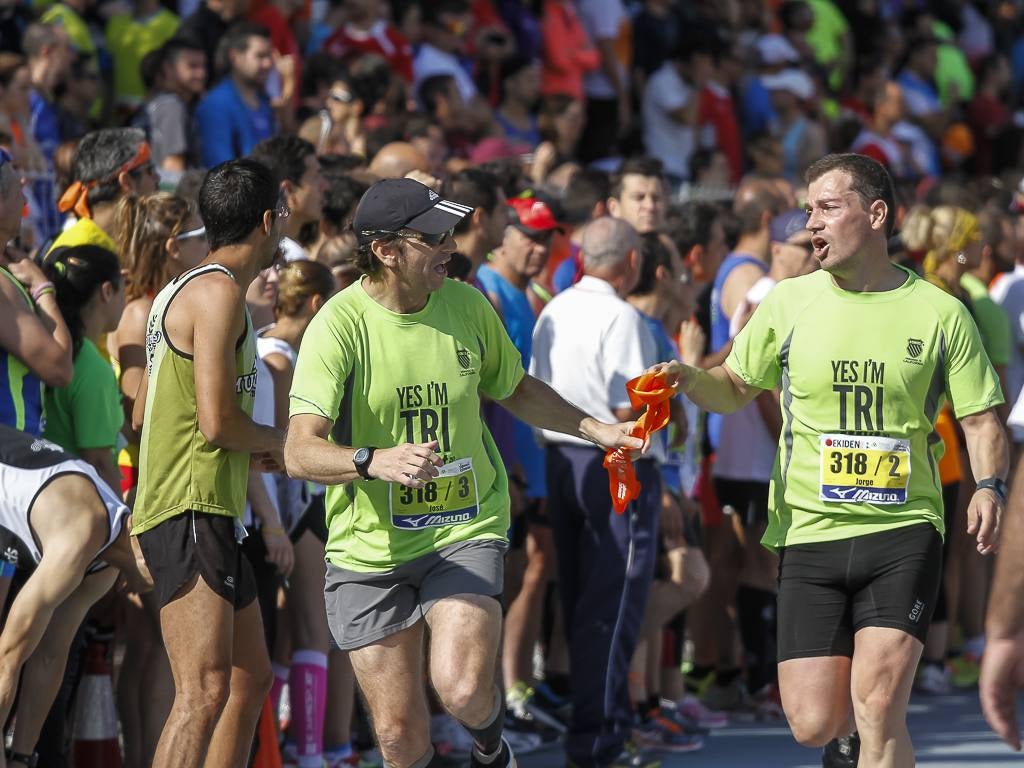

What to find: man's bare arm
left=192, top=279, right=282, bottom=453
left=960, top=408, right=1009, bottom=555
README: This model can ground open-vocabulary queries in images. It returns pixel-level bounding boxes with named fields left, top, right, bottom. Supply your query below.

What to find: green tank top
left=132, top=264, right=257, bottom=535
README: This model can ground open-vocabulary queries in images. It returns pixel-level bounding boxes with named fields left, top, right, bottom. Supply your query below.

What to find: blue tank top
left=476, top=263, right=546, bottom=498
left=707, top=252, right=767, bottom=449
left=0, top=267, right=45, bottom=436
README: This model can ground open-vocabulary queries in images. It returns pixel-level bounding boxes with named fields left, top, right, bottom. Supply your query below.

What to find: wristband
left=31, top=282, right=55, bottom=301
left=976, top=477, right=1007, bottom=503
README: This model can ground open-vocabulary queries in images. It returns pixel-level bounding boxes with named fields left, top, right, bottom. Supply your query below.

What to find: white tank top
left=0, top=428, right=128, bottom=566
left=713, top=277, right=779, bottom=483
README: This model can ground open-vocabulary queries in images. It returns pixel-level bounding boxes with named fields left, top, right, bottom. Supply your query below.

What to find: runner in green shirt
left=650, top=154, right=1008, bottom=768
left=132, top=159, right=285, bottom=768
left=285, top=178, right=643, bottom=768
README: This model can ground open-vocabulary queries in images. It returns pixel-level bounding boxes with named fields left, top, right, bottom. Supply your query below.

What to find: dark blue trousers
left=546, top=444, right=660, bottom=767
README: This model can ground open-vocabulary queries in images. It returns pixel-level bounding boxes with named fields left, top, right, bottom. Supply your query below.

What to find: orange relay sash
left=603, top=371, right=673, bottom=514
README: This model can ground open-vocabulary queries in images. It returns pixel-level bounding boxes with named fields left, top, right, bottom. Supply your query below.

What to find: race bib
left=389, top=457, right=480, bottom=530
left=819, top=434, right=911, bottom=505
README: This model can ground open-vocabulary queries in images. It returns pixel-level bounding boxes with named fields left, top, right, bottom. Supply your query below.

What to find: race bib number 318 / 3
left=819, top=434, right=911, bottom=505
left=389, top=457, right=480, bottom=530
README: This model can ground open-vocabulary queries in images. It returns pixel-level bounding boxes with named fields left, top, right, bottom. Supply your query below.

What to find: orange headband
left=58, top=142, right=152, bottom=220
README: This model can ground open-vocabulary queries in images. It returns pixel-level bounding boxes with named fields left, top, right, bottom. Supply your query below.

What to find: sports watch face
left=354, top=447, right=370, bottom=466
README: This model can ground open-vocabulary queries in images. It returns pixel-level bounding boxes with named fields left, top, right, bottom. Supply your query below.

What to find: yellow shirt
left=40, top=4, right=95, bottom=55
left=106, top=10, right=180, bottom=106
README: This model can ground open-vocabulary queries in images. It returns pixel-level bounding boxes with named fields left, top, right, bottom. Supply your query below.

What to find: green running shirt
left=133, top=265, right=257, bottom=535
left=289, top=278, right=525, bottom=572
left=725, top=266, right=1003, bottom=550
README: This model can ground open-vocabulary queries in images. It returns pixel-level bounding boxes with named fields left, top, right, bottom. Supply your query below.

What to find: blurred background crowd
left=4, top=0, right=1024, bottom=766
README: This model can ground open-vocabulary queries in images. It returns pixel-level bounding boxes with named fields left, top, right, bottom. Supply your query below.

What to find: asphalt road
left=518, top=690, right=1024, bottom=767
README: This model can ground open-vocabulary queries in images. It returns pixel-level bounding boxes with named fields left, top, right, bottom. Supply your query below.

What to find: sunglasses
left=328, top=88, right=353, bottom=104
left=396, top=228, right=454, bottom=247
left=362, top=228, right=454, bottom=247
left=176, top=225, right=206, bottom=241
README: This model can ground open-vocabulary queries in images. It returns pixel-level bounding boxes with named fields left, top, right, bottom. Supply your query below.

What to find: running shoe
left=752, top=683, right=786, bottom=721
left=702, top=679, right=759, bottom=720
left=531, top=680, right=573, bottom=723
left=672, top=693, right=729, bottom=730
left=649, top=701, right=709, bottom=735
left=502, top=729, right=544, bottom=755
left=948, top=653, right=981, bottom=688
left=632, top=711, right=705, bottom=753
left=568, top=742, right=662, bottom=768
left=914, top=663, right=952, bottom=695
left=470, top=736, right=517, bottom=768
left=821, top=732, right=860, bottom=768
left=506, top=680, right=568, bottom=733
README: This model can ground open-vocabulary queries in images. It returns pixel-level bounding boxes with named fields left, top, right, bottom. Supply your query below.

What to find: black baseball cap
left=353, top=178, right=473, bottom=245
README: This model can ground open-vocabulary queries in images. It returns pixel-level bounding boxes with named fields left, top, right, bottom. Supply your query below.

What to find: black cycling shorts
left=138, top=510, right=258, bottom=610
left=776, top=522, right=942, bottom=661
left=290, top=493, right=329, bottom=545
left=713, top=478, right=769, bottom=528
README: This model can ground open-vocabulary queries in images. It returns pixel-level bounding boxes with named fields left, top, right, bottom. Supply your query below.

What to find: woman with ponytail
left=106, top=191, right=207, bottom=768
left=255, top=260, right=354, bottom=768
left=40, top=244, right=125, bottom=492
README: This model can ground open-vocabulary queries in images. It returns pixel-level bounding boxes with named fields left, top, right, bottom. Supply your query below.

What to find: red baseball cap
left=507, top=196, right=561, bottom=237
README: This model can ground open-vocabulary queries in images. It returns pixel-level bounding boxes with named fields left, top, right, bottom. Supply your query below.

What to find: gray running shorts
left=325, top=538, right=507, bottom=650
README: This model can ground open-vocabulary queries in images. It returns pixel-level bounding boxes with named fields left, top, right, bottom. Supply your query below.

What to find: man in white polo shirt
left=530, top=216, right=661, bottom=768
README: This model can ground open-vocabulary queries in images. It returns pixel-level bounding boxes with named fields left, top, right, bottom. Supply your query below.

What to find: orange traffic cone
left=72, top=637, right=122, bottom=768
left=253, top=695, right=283, bottom=768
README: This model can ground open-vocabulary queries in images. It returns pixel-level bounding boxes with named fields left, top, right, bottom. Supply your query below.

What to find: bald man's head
left=369, top=142, right=430, bottom=179
left=581, top=216, right=640, bottom=271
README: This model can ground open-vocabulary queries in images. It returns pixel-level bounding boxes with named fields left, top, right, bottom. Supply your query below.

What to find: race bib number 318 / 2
left=389, top=458, right=480, bottom=530
left=819, top=434, right=911, bottom=505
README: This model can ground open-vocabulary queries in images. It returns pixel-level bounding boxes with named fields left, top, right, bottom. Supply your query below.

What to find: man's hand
left=967, top=488, right=1003, bottom=555
left=251, top=449, right=285, bottom=473
left=263, top=527, right=294, bottom=577
left=3, top=251, right=48, bottom=292
left=980, top=632, right=1024, bottom=751
left=369, top=441, right=443, bottom=487
left=645, top=360, right=687, bottom=391
left=582, top=419, right=644, bottom=453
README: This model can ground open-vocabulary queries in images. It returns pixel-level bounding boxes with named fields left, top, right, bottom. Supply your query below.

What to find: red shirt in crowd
left=966, top=93, right=1009, bottom=176
left=322, top=20, right=414, bottom=83
left=699, top=81, right=742, bottom=184
left=540, top=0, right=599, bottom=99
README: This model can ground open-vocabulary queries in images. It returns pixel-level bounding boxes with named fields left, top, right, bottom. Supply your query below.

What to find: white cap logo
left=428, top=190, right=439, bottom=201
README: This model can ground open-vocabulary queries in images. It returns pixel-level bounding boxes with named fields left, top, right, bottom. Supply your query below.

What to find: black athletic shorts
left=138, top=510, right=258, bottom=610
left=776, top=522, right=942, bottom=661
left=713, top=478, right=769, bottom=528
left=290, top=493, right=328, bottom=544
left=509, top=497, right=551, bottom=549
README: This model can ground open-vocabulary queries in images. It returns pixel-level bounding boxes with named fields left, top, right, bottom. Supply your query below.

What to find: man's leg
left=152, top=575, right=234, bottom=768
left=9, top=569, right=117, bottom=757
left=849, top=627, right=921, bottom=768
left=427, top=593, right=505, bottom=754
left=551, top=447, right=660, bottom=766
left=778, top=656, right=854, bottom=747
left=348, top=622, right=432, bottom=768
left=203, top=597, right=273, bottom=766
left=502, top=504, right=554, bottom=690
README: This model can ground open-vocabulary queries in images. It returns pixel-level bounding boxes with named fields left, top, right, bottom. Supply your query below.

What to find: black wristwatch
left=976, top=477, right=1008, bottom=503
left=353, top=447, right=376, bottom=480
left=6, top=751, right=38, bottom=768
